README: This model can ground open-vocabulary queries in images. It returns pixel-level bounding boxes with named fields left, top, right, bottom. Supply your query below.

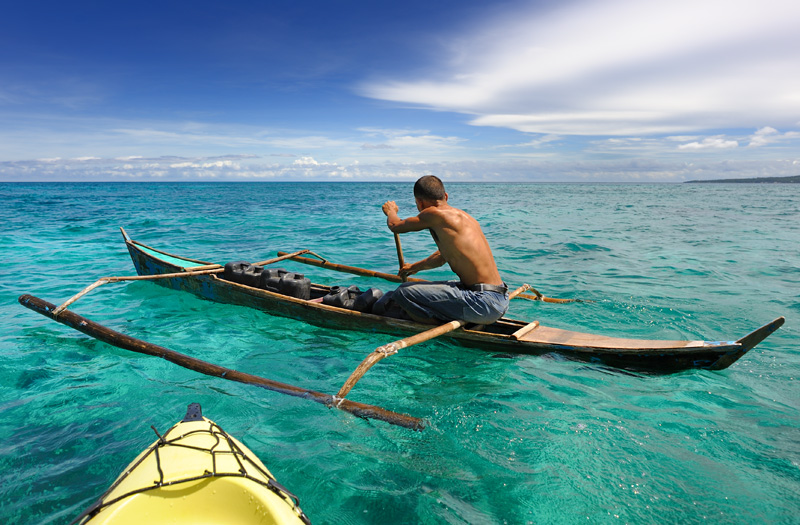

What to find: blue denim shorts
left=392, top=280, right=510, bottom=324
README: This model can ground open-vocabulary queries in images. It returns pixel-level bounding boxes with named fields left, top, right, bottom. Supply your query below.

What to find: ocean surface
left=0, top=182, right=797, bottom=524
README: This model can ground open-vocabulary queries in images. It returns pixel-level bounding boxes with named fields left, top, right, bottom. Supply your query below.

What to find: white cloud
left=356, top=128, right=465, bottom=151
left=518, top=134, right=561, bottom=148
left=362, top=0, right=800, bottom=136
left=678, top=137, right=739, bottom=150
left=264, top=136, right=350, bottom=150
left=384, top=134, right=464, bottom=149
left=293, top=156, right=334, bottom=167
left=357, top=127, right=431, bottom=138
left=4, top=154, right=798, bottom=182
left=590, top=137, right=666, bottom=153
left=747, top=126, right=784, bottom=147
left=293, top=156, right=319, bottom=166
left=101, top=124, right=354, bottom=153
left=589, top=128, right=800, bottom=156
left=169, top=160, right=239, bottom=169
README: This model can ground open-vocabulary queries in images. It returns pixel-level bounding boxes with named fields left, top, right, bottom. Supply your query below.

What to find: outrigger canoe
left=73, top=403, right=309, bottom=524
left=121, top=230, right=783, bottom=372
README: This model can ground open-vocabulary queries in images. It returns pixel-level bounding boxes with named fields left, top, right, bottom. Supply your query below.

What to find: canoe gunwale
left=123, top=235, right=781, bottom=371
left=129, top=238, right=213, bottom=266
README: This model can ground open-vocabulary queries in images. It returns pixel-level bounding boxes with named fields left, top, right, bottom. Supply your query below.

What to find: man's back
left=420, top=204, right=503, bottom=287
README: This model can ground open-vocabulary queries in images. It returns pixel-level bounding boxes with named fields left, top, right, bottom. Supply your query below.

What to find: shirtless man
left=381, top=175, right=509, bottom=325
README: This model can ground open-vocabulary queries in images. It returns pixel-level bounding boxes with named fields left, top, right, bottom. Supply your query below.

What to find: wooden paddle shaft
left=19, top=294, right=424, bottom=431
left=277, top=252, right=425, bottom=283
left=276, top=252, right=579, bottom=303
left=393, top=233, right=407, bottom=282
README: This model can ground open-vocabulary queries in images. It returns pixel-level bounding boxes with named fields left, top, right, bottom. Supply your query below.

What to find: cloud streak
left=362, top=0, right=800, bottom=136
left=3, top=153, right=798, bottom=183
left=678, top=137, right=739, bottom=150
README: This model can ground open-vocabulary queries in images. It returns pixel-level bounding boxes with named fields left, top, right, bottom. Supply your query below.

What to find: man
left=381, top=175, right=509, bottom=325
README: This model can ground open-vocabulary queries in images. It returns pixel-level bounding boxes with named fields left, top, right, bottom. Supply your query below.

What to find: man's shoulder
left=418, top=205, right=457, bottom=227
left=421, top=204, right=464, bottom=217
left=436, top=205, right=475, bottom=225
left=418, top=205, right=445, bottom=219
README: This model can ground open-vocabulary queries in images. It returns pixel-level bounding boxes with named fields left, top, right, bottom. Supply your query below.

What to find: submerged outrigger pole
left=18, top=294, right=425, bottom=431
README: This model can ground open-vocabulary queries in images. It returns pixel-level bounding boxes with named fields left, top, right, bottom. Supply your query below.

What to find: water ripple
left=1, top=182, right=798, bottom=524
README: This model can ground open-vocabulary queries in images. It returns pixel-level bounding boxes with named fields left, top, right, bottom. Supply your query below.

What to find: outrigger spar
left=17, top=227, right=784, bottom=430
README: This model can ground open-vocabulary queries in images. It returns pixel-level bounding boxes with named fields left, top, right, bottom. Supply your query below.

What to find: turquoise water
left=1, top=182, right=798, bottom=523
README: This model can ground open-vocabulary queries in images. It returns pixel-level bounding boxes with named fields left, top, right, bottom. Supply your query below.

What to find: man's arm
left=382, top=201, right=432, bottom=233
left=382, top=201, right=445, bottom=277
left=400, top=250, right=445, bottom=278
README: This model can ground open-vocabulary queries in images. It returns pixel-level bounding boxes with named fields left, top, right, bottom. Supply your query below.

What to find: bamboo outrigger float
left=18, top=294, right=424, bottom=430
left=17, top=228, right=784, bottom=429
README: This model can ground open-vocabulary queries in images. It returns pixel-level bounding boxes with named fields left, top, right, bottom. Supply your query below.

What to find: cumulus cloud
left=748, top=126, right=781, bottom=147
left=678, top=136, right=739, bottom=150
left=362, top=0, right=800, bottom=136
left=293, top=156, right=335, bottom=166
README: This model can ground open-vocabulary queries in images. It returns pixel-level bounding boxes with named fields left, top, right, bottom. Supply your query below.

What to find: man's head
left=413, top=175, right=447, bottom=210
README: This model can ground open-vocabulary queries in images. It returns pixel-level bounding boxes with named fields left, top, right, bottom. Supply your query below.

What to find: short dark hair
left=413, top=175, right=446, bottom=201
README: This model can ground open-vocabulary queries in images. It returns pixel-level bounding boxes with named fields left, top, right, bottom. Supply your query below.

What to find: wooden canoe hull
left=125, top=236, right=784, bottom=372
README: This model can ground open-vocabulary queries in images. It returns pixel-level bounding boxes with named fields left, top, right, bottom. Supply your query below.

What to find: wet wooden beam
left=18, top=294, right=425, bottom=431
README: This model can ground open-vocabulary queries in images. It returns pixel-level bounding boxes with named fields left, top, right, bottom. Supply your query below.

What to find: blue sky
left=1, top=0, right=798, bottom=182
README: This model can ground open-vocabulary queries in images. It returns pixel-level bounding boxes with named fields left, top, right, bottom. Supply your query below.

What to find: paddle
left=394, top=232, right=407, bottom=282
left=335, top=283, right=531, bottom=399
left=277, top=251, right=588, bottom=303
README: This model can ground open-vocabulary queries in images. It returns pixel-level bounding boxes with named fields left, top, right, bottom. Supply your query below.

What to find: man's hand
left=398, top=251, right=443, bottom=278
left=382, top=201, right=399, bottom=217
left=398, top=263, right=416, bottom=279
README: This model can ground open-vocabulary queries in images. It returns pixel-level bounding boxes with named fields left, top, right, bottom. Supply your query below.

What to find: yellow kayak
left=73, top=403, right=309, bottom=524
